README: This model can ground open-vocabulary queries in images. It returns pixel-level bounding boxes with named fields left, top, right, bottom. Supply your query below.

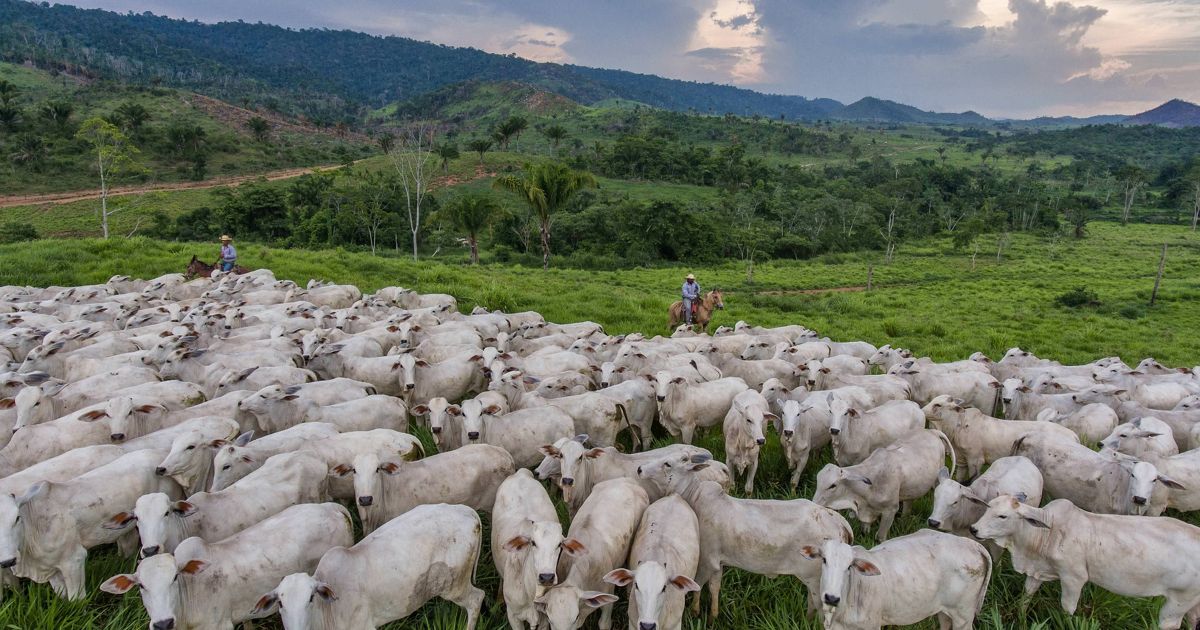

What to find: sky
left=60, top=0, right=1200, bottom=118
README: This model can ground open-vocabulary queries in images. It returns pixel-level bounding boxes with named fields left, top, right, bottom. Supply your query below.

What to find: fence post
left=866, top=264, right=874, bottom=292
left=1150, top=243, right=1167, bottom=306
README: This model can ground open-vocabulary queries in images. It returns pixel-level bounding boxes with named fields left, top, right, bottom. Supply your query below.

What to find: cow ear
left=585, top=448, right=605, bottom=459
left=411, top=405, right=430, bottom=416
left=1018, top=386, right=1031, bottom=393
left=503, top=536, right=532, bottom=552
left=1159, top=475, right=1186, bottom=490
left=938, top=466, right=950, bottom=481
left=988, top=381, right=1002, bottom=389
left=103, top=511, right=137, bottom=531
left=134, top=404, right=163, bottom=414
left=448, top=405, right=462, bottom=416
left=282, top=394, right=299, bottom=401
left=314, top=583, right=337, bottom=602
left=79, top=409, right=110, bottom=422
left=415, top=360, right=430, bottom=368
left=379, top=462, right=401, bottom=475
left=852, top=559, right=881, bottom=576
left=580, top=592, right=619, bottom=608
left=331, top=464, right=353, bottom=477
left=233, top=431, right=254, bottom=446
left=484, top=405, right=502, bottom=415
left=100, top=574, right=139, bottom=595
left=1023, top=516, right=1050, bottom=529
left=252, top=593, right=279, bottom=615
left=0, top=399, right=12, bottom=410
left=539, top=445, right=562, bottom=458
left=179, top=559, right=208, bottom=575
left=603, top=568, right=635, bottom=587
left=561, top=538, right=588, bottom=557
left=670, top=575, right=702, bottom=592
left=962, top=489, right=988, bottom=506
left=799, top=545, right=821, bottom=560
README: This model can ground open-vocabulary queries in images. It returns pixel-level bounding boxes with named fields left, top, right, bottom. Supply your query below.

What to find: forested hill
left=0, top=0, right=983, bottom=125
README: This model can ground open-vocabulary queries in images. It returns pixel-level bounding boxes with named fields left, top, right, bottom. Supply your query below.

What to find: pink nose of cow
left=358, top=496, right=373, bottom=507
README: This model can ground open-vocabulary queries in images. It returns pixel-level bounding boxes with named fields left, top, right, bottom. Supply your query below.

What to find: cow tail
left=617, top=403, right=642, bottom=451
left=931, top=429, right=956, bottom=480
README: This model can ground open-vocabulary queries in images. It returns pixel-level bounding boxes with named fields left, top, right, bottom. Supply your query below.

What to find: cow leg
left=876, top=507, right=898, bottom=542
left=598, top=597, right=614, bottom=630
left=707, top=570, right=722, bottom=620
left=744, top=456, right=759, bottom=494
left=680, top=425, right=695, bottom=445
left=61, top=549, right=88, bottom=601
left=936, top=612, right=952, bottom=630
left=1022, top=575, right=1043, bottom=598
left=1156, top=592, right=1195, bottom=630
left=1058, top=573, right=1086, bottom=615
left=447, top=582, right=485, bottom=630
left=900, top=500, right=912, bottom=517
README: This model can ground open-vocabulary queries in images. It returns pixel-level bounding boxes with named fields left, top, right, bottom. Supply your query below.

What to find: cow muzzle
left=404, top=383, right=415, bottom=391
left=927, top=518, right=941, bottom=529
left=561, top=478, right=574, bottom=487
left=431, top=426, right=442, bottom=434
left=783, top=430, right=794, bottom=438
left=358, top=496, right=373, bottom=507
left=829, top=428, right=840, bottom=436
left=639, top=622, right=657, bottom=630
left=1132, top=496, right=1147, bottom=506
left=600, top=381, right=609, bottom=388
left=110, top=433, right=126, bottom=442
left=969, top=526, right=981, bottom=538
left=823, top=594, right=840, bottom=606
left=467, top=432, right=480, bottom=440
left=755, top=438, right=765, bottom=446
left=155, top=467, right=167, bottom=476
left=141, top=546, right=160, bottom=557
left=538, top=573, right=556, bottom=586
left=0, top=558, right=15, bottom=569
left=656, top=396, right=665, bottom=402
left=152, top=619, right=176, bottom=630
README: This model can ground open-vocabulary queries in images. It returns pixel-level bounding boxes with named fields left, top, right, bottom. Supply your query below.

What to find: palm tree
left=0, top=103, right=20, bottom=132
left=377, top=132, right=396, bottom=155
left=541, top=125, right=568, bottom=153
left=39, top=100, right=74, bottom=130
left=492, top=162, right=597, bottom=270
left=9, top=134, right=46, bottom=170
left=441, top=193, right=503, bottom=264
left=433, top=143, right=460, bottom=173
left=246, top=116, right=271, bottom=142
left=505, top=116, right=529, bottom=148
left=0, top=79, right=17, bottom=105
left=114, top=102, right=151, bottom=133
left=466, top=138, right=493, bottom=165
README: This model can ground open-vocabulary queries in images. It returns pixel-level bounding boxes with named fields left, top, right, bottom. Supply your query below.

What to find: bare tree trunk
left=971, top=242, right=979, bottom=271
left=469, top=234, right=479, bottom=265
left=1192, top=183, right=1199, bottom=231
left=540, top=223, right=550, bottom=270
left=98, top=146, right=110, bottom=239
left=390, top=123, right=435, bottom=262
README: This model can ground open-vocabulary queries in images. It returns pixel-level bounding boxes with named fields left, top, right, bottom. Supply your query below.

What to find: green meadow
left=0, top=221, right=1197, bottom=628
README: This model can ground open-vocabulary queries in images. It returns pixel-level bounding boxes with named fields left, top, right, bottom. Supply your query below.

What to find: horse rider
left=218, top=235, right=237, bottom=272
left=681, top=273, right=701, bottom=327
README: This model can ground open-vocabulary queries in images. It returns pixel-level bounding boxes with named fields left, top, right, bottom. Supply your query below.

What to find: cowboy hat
left=219, top=235, right=233, bottom=242
left=685, top=274, right=696, bottom=280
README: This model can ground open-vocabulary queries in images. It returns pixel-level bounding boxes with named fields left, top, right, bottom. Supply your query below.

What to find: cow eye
left=827, top=483, right=837, bottom=489
left=221, top=464, right=231, bottom=470
left=997, top=515, right=1008, bottom=519
left=186, top=445, right=195, bottom=450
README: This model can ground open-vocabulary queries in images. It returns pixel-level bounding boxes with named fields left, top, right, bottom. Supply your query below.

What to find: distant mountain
left=1125, top=99, right=1200, bottom=128
left=835, top=97, right=991, bottom=125
left=1003, top=114, right=1129, bottom=129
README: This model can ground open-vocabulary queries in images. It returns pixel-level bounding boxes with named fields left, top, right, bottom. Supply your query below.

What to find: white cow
left=803, top=530, right=990, bottom=630
left=459, top=399, right=575, bottom=468
left=829, top=398, right=924, bottom=466
left=1036, top=404, right=1119, bottom=445
left=603, top=495, right=701, bottom=630
left=722, top=389, right=774, bottom=493
left=100, top=503, right=354, bottom=630
left=971, top=495, right=1200, bottom=630
left=655, top=374, right=748, bottom=444
left=923, top=395, right=1078, bottom=480
left=927, top=456, right=1044, bottom=559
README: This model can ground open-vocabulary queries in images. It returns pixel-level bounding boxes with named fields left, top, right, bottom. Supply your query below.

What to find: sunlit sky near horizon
left=60, top=0, right=1200, bottom=118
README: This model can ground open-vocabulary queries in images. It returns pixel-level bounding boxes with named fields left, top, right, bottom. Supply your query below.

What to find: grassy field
left=0, top=222, right=1197, bottom=628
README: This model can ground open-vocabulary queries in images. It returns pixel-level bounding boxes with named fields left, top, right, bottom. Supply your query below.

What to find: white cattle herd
left=0, top=271, right=1199, bottom=630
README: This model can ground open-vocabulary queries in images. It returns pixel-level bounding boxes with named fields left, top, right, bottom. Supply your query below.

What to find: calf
left=893, top=365, right=998, bottom=410
left=0, top=449, right=182, bottom=599
left=639, top=455, right=852, bottom=619
left=971, top=496, right=1200, bottom=630
left=236, top=379, right=375, bottom=433
left=814, top=429, right=954, bottom=541
left=1117, top=400, right=1200, bottom=451
left=396, top=352, right=486, bottom=407
left=460, top=399, right=576, bottom=468
left=779, top=399, right=830, bottom=489
left=829, top=398, right=923, bottom=466
left=603, top=495, right=701, bottom=630
left=255, top=503, right=483, bottom=630
left=339, top=444, right=514, bottom=532
left=100, top=503, right=354, bottom=630
left=722, top=389, right=775, bottom=493
left=493, top=469, right=577, bottom=630
left=538, top=478, right=649, bottom=630
left=1100, top=417, right=1178, bottom=463
left=803, top=530, right=990, bottom=630
left=927, top=456, right=1044, bottom=559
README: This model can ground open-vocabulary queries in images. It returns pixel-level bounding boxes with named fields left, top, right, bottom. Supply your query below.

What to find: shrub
left=1054, top=286, right=1100, bottom=308
left=0, top=222, right=38, bottom=244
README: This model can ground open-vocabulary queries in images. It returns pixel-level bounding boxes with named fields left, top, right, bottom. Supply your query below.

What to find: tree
left=541, top=125, right=568, bottom=153
left=0, top=104, right=21, bottom=132
left=493, top=116, right=528, bottom=150
left=433, top=143, right=459, bottom=173
left=8, top=134, right=46, bottom=170
left=246, top=116, right=271, bottom=143
left=492, top=162, right=597, bottom=270
left=114, top=102, right=151, bottom=133
left=1063, top=194, right=1100, bottom=239
left=1185, top=162, right=1200, bottom=231
left=75, top=117, right=142, bottom=239
left=348, top=171, right=400, bottom=255
left=441, top=193, right=502, bottom=264
left=1116, top=164, right=1146, bottom=225
left=0, top=79, right=17, bottom=105
left=376, top=132, right=395, bottom=155
left=466, top=138, right=493, bottom=165
left=388, top=123, right=437, bottom=260
left=39, top=100, right=74, bottom=131
left=166, top=120, right=209, bottom=180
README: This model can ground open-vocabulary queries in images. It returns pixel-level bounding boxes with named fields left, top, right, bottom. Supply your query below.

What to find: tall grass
left=0, top=222, right=1196, bottom=628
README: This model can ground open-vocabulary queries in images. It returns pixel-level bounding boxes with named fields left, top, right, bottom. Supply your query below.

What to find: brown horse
left=185, top=255, right=249, bottom=279
left=668, top=289, right=724, bottom=333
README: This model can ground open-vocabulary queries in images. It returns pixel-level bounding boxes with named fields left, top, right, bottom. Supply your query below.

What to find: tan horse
left=668, top=289, right=725, bottom=333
